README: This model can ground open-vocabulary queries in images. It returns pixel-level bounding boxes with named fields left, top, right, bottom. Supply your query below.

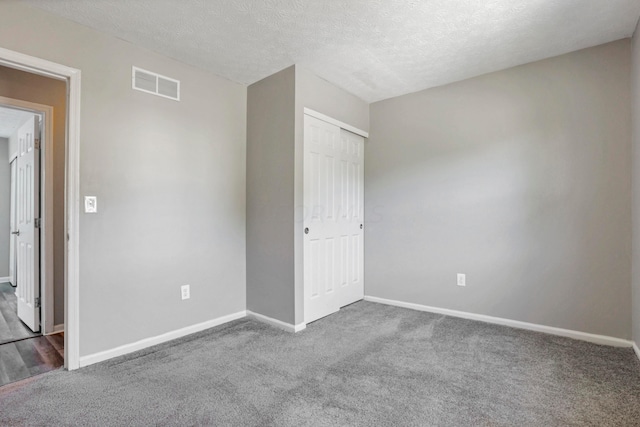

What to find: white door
left=336, top=128, right=364, bottom=308
left=9, top=158, right=17, bottom=286
left=15, top=115, right=40, bottom=332
left=303, top=115, right=364, bottom=324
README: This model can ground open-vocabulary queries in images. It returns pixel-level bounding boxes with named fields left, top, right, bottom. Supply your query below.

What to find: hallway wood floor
left=0, top=282, right=39, bottom=344
left=0, top=282, right=64, bottom=388
left=0, top=333, right=64, bottom=388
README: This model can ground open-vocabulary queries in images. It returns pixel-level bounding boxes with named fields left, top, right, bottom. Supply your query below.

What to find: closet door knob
left=304, top=228, right=309, bottom=234
left=11, top=230, right=20, bottom=236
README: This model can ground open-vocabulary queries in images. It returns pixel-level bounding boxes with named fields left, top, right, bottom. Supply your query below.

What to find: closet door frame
left=302, top=108, right=368, bottom=325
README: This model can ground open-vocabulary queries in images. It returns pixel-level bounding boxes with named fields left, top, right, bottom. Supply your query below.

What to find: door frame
left=8, top=156, right=16, bottom=286
left=0, top=47, right=81, bottom=370
left=1, top=98, right=53, bottom=334
left=303, top=108, right=369, bottom=139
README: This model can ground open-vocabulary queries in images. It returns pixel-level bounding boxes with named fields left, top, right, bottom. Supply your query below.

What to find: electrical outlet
left=84, top=196, right=97, bottom=213
left=181, top=285, right=190, bottom=300
left=457, top=273, right=466, bottom=287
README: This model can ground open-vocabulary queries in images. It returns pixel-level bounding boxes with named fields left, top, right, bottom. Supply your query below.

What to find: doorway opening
left=0, top=47, right=81, bottom=372
left=0, top=99, right=64, bottom=386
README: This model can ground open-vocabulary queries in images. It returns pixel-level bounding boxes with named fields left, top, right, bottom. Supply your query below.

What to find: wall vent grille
left=132, top=66, right=180, bottom=101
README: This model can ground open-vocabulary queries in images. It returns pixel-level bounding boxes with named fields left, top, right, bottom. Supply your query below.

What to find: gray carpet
left=1, top=301, right=639, bottom=426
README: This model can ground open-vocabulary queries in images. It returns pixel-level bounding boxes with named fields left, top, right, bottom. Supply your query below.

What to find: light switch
left=84, top=196, right=97, bottom=213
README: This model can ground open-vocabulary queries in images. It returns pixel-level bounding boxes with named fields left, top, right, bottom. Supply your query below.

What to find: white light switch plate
left=84, top=196, right=97, bottom=213
left=457, top=273, right=466, bottom=287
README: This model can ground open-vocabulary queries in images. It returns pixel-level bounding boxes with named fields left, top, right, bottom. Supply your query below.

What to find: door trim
left=303, top=108, right=369, bottom=138
left=8, top=156, right=15, bottom=285
left=0, top=47, right=81, bottom=370
left=0, top=97, right=53, bottom=335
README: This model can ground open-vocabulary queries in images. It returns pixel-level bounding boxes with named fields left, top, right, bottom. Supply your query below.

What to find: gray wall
left=0, top=1, right=247, bottom=356
left=0, top=65, right=67, bottom=325
left=293, top=66, right=370, bottom=324
left=632, top=22, right=640, bottom=345
left=246, top=66, right=296, bottom=324
left=0, top=138, right=8, bottom=277
left=246, top=65, right=369, bottom=325
left=366, top=40, right=632, bottom=339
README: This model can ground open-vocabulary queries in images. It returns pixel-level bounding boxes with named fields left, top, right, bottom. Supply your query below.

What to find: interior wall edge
left=246, top=65, right=296, bottom=326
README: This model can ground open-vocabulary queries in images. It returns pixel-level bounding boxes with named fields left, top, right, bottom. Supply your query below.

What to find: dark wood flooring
left=0, top=282, right=64, bottom=388
left=0, top=333, right=64, bottom=387
left=0, top=281, right=39, bottom=344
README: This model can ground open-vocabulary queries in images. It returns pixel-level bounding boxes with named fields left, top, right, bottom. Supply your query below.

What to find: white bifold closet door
left=304, top=114, right=364, bottom=324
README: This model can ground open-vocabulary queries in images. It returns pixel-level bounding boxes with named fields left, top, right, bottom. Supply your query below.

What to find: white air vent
left=132, top=66, right=180, bottom=101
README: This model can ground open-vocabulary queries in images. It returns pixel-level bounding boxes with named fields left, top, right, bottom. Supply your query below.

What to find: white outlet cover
left=457, top=274, right=466, bottom=287
left=181, top=285, right=190, bottom=300
left=84, top=196, right=97, bottom=213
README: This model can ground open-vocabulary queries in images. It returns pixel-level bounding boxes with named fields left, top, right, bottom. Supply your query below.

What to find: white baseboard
left=364, top=296, right=633, bottom=348
left=246, top=310, right=306, bottom=333
left=47, top=324, right=64, bottom=334
left=79, top=310, right=247, bottom=368
left=633, top=342, right=640, bottom=362
left=0, top=276, right=10, bottom=283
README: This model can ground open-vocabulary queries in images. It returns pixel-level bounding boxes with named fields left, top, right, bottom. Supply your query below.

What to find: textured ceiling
left=0, top=106, right=34, bottom=138
left=24, top=0, right=640, bottom=102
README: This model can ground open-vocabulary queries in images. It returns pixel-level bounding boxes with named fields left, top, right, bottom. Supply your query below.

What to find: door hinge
left=35, top=218, right=42, bottom=228
left=34, top=138, right=41, bottom=150
left=35, top=297, right=41, bottom=308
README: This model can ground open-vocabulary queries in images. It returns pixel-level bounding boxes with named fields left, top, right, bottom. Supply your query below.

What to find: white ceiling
left=25, top=0, right=640, bottom=102
left=0, top=106, right=35, bottom=138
